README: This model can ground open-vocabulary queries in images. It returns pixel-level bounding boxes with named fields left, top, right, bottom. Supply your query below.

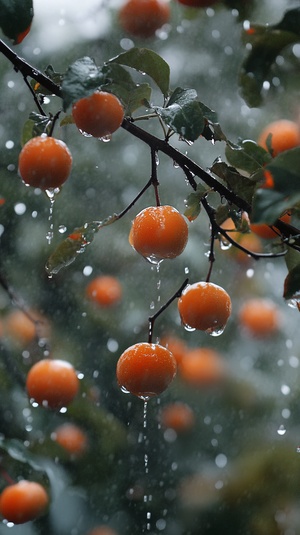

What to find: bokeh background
left=1, top=1, right=300, bottom=534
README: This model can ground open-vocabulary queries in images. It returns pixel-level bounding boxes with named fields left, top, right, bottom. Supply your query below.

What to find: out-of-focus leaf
left=240, top=7, right=300, bottom=107
left=251, top=188, right=291, bottom=224
left=156, top=87, right=204, bottom=141
left=184, top=184, right=208, bottom=221
left=0, top=0, right=33, bottom=44
left=45, top=216, right=118, bottom=276
left=211, top=160, right=257, bottom=206
left=225, top=140, right=272, bottom=175
left=109, top=47, right=170, bottom=98
left=61, top=57, right=104, bottom=111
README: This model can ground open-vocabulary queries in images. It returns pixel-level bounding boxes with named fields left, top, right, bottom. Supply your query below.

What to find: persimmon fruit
left=129, top=205, right=188, bottom=263
left=18, top=134, right=72, bottom=190
left=26, top=359, right=79, bottom=409
left=238, top=298, right=281, bottom=337
left=116, top=342, right=177, bottom=399
left=85, top=276, right=122, bottom=307
left=0, top=481, right=48, bottom=524
left=160, top=334, right=187, bottom=365
left=257, top=119, right=300, bottom=157
left=179, top=347, right=226, bottom=386
left=119, top=0, right=170, bottom=38
left=159, top=402, right=195, bottom=432
left=52, top=423, right=88, bottom=457
left=72, top=91, right=124, bottom=138
left=178, top=281, right=232, bottom=335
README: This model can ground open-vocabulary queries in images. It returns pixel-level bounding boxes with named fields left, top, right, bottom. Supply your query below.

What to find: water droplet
left=173, top=160, right=180, bottom=168
left=150, top=301, right=155, bottom=310
left=58, top=225, right=67, bottom=234
left=79, top=129, right=92, bottom=138
left=207, top=326, right=225, bottom=337
left=296, top=446, right=300, bottom=453
left=120, top=385, right=130, bottom=394
left=183, top=322, right=196, bottom=332
left=98, top=134, right=112, bottom=143
left=184, top=266, right=189, bottom=274
left=45, top=188, right=59, bottom=245
left=146, top=254, right=163, bottom=266
left=288, top=299, right=300, bottom=310
left=220, top=239, right=232, bottom=251
left=277, top=424, right=286, bottom=436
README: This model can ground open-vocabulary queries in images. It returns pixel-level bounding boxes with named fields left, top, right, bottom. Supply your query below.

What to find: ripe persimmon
left=26, top=359, right=79, bottom=409
left=0, top=481, right=48, bottom=524
left=85, top=275, right=122, bottom=307
left=238, top=298, right=281, bottom=337
left=159, top=402, right=195, bottom=432
left=72, top=91, right=124, bottom=139
left=116, top=342, right=177, bottom=399
left=250, top=212, right=291, bottom=240
left=51, top=423, right=88, bottom=457
left=18, top=134, right=72, bottom=190
left=119, top=0, right=170, bottom=38
left=178, top=281, right=232, bottom=335
left=257, top=119, right=300, bottom=157
left=179, top=347, right=226, bottom=386
left=129, top=205, right=188, bottom=263
left=4, top=310, right=36, bottom=346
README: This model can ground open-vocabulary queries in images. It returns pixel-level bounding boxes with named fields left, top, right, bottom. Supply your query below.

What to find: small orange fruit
left=0, top=481, right=48, bottom=524
left=179, top=347, right=226, bottom=386
left=238, top=298, right=281, bottom=337
left=86, top=527, right=119, bottom=535
left=159, top=402, right=195, bottom=432
left=85, top=276, right=122, bottom=307
left=178, top=282, right=232, bottom=335
left=250, top=212, right=291, bottom=240
left=52, top=423, right=88, bottom=457
left=72, top=91, right=124, bottom=138
left=26, top=359, right=79, bottom=409
left=257, top=119, right=300, bottom=157
left=4, top=310, right=36, bottom=346
left=18, top=135, right=72, bottom=190
left=129, top=205, right=188, bottom=263
left=116, top=342, right=177, bottom=399
left=119, top=0, right=170, bottom=38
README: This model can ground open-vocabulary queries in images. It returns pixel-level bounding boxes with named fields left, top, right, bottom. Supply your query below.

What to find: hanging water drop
left=45, top=188, right=59, bottom=245
left=277, top=424, right=287, bottom=436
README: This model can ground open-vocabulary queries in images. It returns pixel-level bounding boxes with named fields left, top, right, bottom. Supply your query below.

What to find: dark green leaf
left=0, top=0, right=33, bottom=44
left=240, top=8, right=300, bottom=107
left=283, top=262, right=300, bottom=300
left=251, top=188, right=292, bottom=224
left=184, top=184, right=208, bottom=221
left=21, top=113, right=51, bottom=145
left=225, top=139, right=272, bottom=175
left=211, top=161, right=257, bottom=206
left=101, top=63, right=151, bottom=114
left=156, top=87, right=205, bottom=141
left=61, top=57, right=104, bottom=111
left=266, top=148, right=300, bottom=194
left=46, top=216, right=118, bottom=275
left=109, top=48, right=170, bottom=98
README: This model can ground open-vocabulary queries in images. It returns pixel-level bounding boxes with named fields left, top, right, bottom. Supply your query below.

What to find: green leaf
left=240, top=7, right=300, bottom=107
left=109, top=48, right=170, bottom=98
left=283, top=262, right=300, bottom=300
left=21, top=113, right=51, bottom=145
left=251, top=188, right=291, bottom=224
left=61, top=57, right=104, bottom=111
left=184, top=183, right=208, bottom=221
left=0, top=0, right=33, bottom=44
left=156, top=87, right=205, bottom=141
left=101, top=63, right=151, bottom=114
left=211, top=160, right=257, bottom=206
left=225, top=139, right=272, bottom=175
left=45, top=216, right=118, bottom=275
left=266, top=148, right=300, bottom=194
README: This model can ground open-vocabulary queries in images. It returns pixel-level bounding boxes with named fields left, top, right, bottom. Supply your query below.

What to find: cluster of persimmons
left=1, top=0, right=300, bottom=526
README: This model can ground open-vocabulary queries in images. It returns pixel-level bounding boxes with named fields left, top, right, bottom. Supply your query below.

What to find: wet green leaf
left=240, top=7, right=300, bottom=107
left=61, top=57, right=104, bottom=111
left=184, top=184, right=208, bottom=221
left=21, top=113, right=51, bottom=145
left=211, top=161, right=257, bottom=206
left=109, top=47, right=170, bottom=98
left=101, top=63, right=151, bottom=114
left=156, top=87, right=205, bottom=141
left=225, top=139, right=271, bottom=175
left=0, top=0, right=33, bottom=44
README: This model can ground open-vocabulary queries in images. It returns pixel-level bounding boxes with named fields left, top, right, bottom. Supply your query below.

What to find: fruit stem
left=148, top=278, right=189, bottom=343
